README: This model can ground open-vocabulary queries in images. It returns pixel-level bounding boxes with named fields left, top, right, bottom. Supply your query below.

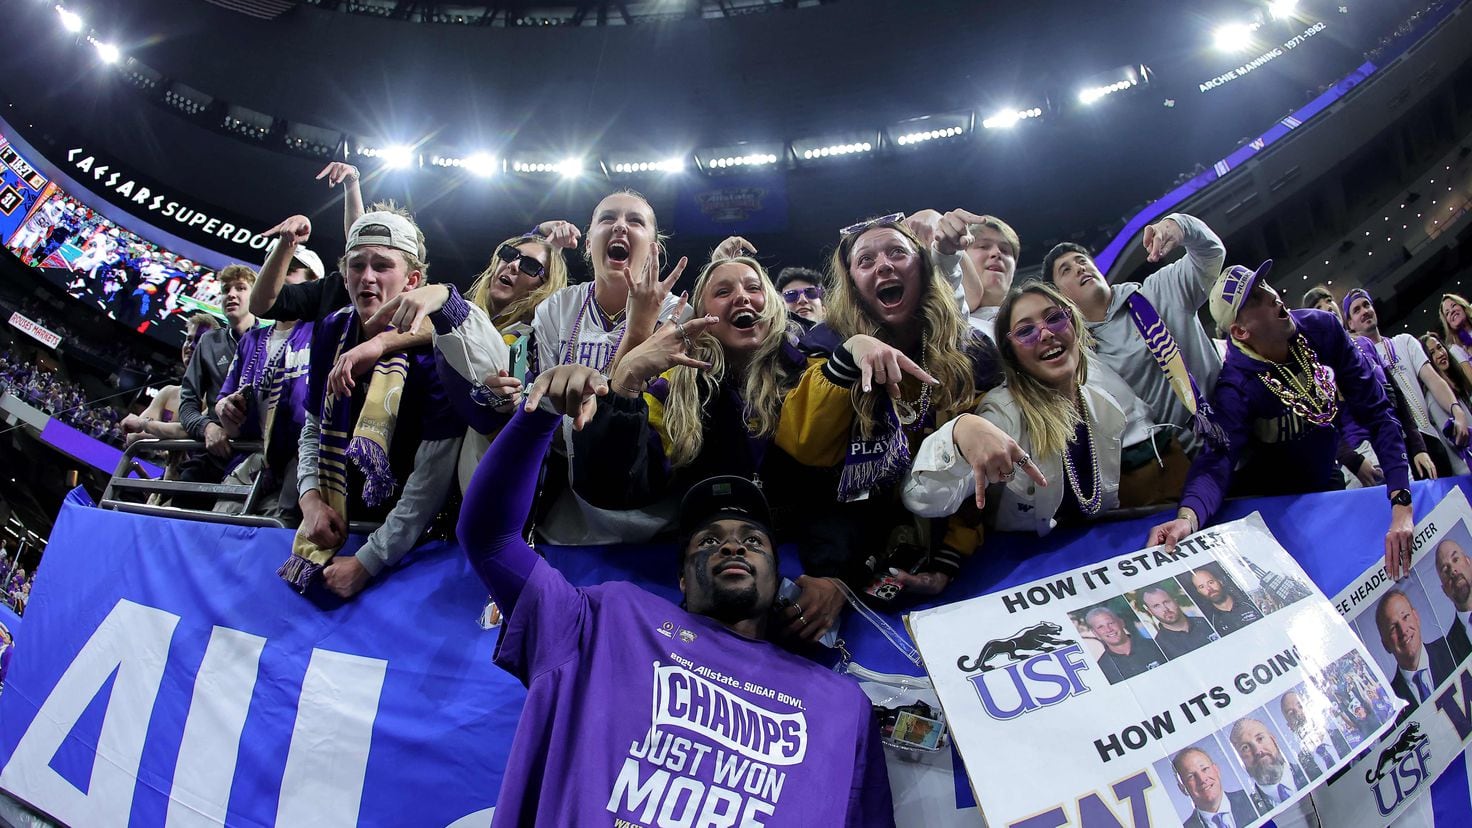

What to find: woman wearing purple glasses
left=904, top=282, right=1146, bottom=535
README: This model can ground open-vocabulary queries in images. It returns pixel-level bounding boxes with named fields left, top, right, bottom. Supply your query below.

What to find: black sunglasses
left=496, top=244, right=546, bottom=280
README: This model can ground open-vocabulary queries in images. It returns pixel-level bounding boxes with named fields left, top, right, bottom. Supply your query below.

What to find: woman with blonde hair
left=1439, top=293, right=1472, bottom=385
left=367, top=223, right=574, bottom=491
left=773, top=215, right=1036, bottom=600
left=905, top=282, right=1159, bottom=534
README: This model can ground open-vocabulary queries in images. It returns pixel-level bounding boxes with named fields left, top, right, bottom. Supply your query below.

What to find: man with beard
left=1140, top=586, right=1218, bottom=658
left=1148, top=264, right=1414, bottom=583
left=1228, top=717, right=1309, bottom=814
left=1279, top=688, right=1352, bottom=780
left=1172, top=746, right=1260, bottom=828
left=1376, top=588, right=1456, bottom=709
left=1185, top=566, right=1263, bottom=636
left=1085, top=605, right=1167, bottom=682
left=457, top=364, right=894, bottom=827
left=1435, top=538, right=1472, bottom=663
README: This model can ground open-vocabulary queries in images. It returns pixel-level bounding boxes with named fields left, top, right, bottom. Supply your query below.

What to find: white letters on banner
left=909, top=513, right=1401, bottom=828
left=1314, top=487, right=1472, bottom=823
left=0, top=599, right=389, bottom=826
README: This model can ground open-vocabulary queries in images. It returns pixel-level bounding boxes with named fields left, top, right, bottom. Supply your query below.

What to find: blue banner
left=0, top=478, right=1469, bottom=826
left=674, top=172, right=789, bottom=236
left=0, top=510, right=523, bottom=827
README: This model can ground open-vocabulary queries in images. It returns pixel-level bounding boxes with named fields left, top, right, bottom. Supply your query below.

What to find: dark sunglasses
left=496, top=244, right=546, bottom=280
left=782, top=286, right=824, bottom=303
left=1007, top=307, right=1072, bottom=348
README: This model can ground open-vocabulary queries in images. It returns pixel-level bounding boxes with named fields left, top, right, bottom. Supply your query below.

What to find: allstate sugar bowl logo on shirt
left=956, top=622, right=1094, bottom=721
left=605, top=661, right=808, bottom=825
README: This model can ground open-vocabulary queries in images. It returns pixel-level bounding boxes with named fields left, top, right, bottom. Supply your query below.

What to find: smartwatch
left=1389, top=489, right=1412, bottom=507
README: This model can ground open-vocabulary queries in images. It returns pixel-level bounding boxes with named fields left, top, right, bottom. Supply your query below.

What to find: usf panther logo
left=1367, top=722, right=1432, bottom=815
left=957, top=622, right=1092, bottom=721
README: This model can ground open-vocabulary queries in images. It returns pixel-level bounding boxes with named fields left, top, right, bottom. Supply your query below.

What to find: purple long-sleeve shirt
left=1180, top=308, right=1409, bottom=524
left=459, top=407, right=895, bottom=827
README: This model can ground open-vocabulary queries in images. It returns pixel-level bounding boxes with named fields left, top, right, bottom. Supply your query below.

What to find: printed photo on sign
left=1213, top=548, right=1314, bottom=616
left=1177, top=561, right=1265, bottom=637
left=1222, top=704, right=1316, bottom=816
left=1310, top=650, right=1394, bottom=747
left=1154, top=734, right=1263, bottom=828
left=1132, top=578, right=1222, bottom=661
left=1272, top=682, right=1354, bottom=783
left=909, top=513, right=1400, bottom=828
left=1355, top=572, right=1458, bottom=713
left=1068, top=596, right=1167, bottom=684
left=1426, top=520, right=1472, bottom=668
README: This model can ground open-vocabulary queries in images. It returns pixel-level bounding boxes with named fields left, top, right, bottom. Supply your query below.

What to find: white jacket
left=902, top=383, right=1129, bottom=535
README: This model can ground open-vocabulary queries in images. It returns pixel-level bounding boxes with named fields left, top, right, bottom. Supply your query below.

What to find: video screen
left=0, top=134, right=222, bottom=346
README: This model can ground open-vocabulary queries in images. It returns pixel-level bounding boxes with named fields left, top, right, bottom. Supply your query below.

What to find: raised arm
left=252, top=215, right=314, bottom=318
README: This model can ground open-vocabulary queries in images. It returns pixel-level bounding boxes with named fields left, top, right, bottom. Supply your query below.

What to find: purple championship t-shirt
left=492, top=559, right=891, bottom=827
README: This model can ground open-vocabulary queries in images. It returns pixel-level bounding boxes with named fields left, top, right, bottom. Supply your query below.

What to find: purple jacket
left=220, top=322, right=314, bottom=474
left=1181, top=309, right=1409, bottom=523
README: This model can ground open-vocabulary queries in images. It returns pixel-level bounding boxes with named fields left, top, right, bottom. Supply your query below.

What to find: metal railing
left=99, top=439, right=383, bottom=534
left=99, top=439, right=289, bottom=529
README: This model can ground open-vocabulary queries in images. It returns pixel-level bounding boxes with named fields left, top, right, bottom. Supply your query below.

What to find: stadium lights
left=981, top=107, right=1043, bottom=130
left=1079, top=79, right=1135, bottom=105
left=55, top=5, right=83, bottom=33
left=793, top=131, right=880, bottom=163
left=431, top=153, right=500, bottom=177
left=695, top=142, right=785, bottom=173
left=511, top=158, right=582, bottom=177
left=887, top=114, right=971, bottom=147
left=1268, top=0, right=1299, bottom=20
left=1213, top=21, right=1260, bottom=52
left=895, top=126, right=962, bottom=144
left=707, top=153, right=778, bottom=169
left=608, top=157, right=685, bottom=174
left=90, top=38, right=120, bottom=64
left=358, top=144, right=417, bottom=169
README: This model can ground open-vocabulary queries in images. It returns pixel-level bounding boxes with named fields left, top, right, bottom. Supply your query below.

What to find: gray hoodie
left=1085, top=212, right=1226, bottom=455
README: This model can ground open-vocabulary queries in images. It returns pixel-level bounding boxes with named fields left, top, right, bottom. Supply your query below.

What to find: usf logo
left=956, top=622, right=1091, bottom=721
left=1367, top=722, right=1432, bottom=815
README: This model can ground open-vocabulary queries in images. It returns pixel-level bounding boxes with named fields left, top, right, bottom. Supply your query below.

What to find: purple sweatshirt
left=219, top=322, right=313, bottom=473
left=459, top=407, right=895, bottom=827
left=1180, top=309, right=1409, bottom=523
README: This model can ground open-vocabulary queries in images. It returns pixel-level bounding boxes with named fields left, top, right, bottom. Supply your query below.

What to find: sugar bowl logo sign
left=957, top=622, right=1093, bottom=721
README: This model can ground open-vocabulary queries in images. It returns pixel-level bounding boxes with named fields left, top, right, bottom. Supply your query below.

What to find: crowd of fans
left=0, top=558, right=34, bottom=615
left=0, top=352, right=125, bottom=445
left=91, top=155, right=1466, bottom=823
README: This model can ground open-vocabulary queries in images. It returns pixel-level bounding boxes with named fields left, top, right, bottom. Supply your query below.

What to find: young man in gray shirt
left=1043, top=214, right=1226, bottom=456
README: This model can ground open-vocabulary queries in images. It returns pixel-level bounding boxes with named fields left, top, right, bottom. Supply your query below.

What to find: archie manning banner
left=1315, top=487, right=1472, bottom=824
left=910, top=513, right=1401, bottom=828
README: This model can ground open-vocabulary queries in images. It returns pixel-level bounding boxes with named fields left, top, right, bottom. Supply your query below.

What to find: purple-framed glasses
left=1007, top=308, right=1072, bottom=348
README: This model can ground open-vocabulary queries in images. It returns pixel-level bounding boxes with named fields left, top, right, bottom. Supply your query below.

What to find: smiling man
left=457, top=383, right=894, bottom=827
left=1148, top=262, right=1414, bottom=580
left=1376, top=588, right=1455, bottom=708
left=1172, top=746, right=1260, bottom=828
